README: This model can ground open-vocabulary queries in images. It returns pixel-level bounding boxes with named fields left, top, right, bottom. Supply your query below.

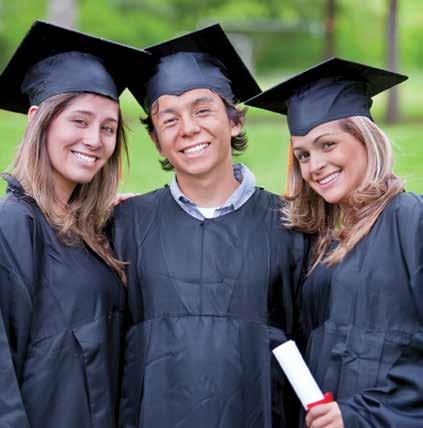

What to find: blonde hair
left=283, top=116, right=404, bottom=273
left=12, top=92, right=127, bottom=284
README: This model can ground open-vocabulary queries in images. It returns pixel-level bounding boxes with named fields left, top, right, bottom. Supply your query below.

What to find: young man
left=113, top=24, right=308, bottom=428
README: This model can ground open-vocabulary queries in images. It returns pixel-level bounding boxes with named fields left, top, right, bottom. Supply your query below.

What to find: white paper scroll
left=272, top=340, right=324, bottom=409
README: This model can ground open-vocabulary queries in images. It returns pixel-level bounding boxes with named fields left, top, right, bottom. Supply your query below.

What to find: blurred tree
left=386, top=0, right=400, bottom=123
left=324, top=0, right=336, bottom=58
left=47, top=0, right=78, bottom=28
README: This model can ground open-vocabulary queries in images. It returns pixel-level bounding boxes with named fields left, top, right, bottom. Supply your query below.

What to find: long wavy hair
left=12, top=92, right=128, bottom=284
left=283, top=116, right=404, bottom=273
left=141, top=96, right=248, bottom=171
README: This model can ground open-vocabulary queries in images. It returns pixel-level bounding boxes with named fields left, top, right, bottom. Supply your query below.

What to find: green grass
left=0, top=83, right=421, bottom=196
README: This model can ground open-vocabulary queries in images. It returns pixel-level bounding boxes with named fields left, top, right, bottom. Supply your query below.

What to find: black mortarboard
left=0, top=20, right=151, bottom=114
left=245, top=57, right=408, bottom=136
left=129, top=24, right=261, bottom=112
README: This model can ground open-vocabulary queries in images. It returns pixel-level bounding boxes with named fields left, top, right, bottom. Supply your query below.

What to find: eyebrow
left=71, top=109, right=118, bottom=123
left=191, top=96, right=215, bottom=107
left=313, top=132, right=336, bottom=144
left=292, top=132, right=337, bottom=152
left=156, top=108, right=177, bottom=118
left=156, top=96, right=216, bottom=119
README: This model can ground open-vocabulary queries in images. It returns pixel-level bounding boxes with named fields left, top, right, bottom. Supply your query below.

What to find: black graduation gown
left=113, top=186, right=308, bottom=428
left=0, top=176, right=126, bottom=428
left=300, top=192, right=423, bottom=427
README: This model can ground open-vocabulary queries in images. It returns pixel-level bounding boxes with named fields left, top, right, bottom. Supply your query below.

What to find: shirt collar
left=170, top=163, right=256, bottom=212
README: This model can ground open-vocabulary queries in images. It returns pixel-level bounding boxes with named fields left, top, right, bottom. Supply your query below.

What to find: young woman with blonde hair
left=246, top=58, right=423, bottom=427
left=0, top=21, right=149, bottom=427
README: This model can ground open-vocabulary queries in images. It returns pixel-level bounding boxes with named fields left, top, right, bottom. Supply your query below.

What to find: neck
left=176, top=164, right=240, bottom=208
left=52, top=172, right=76, bottom=204
left=339, top=200, right=354, bottom=218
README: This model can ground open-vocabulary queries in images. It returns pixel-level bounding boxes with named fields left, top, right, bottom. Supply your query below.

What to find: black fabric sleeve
left=338, top=194, right=423, bottom=427
left=0, top=200, right=36, bottom=427
left=112, top=195, right=158, bottom=428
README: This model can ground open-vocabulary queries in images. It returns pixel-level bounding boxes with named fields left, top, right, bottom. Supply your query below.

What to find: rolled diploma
left=272, top=340, right=324, bottom=409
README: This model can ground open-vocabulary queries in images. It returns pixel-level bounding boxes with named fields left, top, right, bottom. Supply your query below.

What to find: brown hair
left=12, top=92, right=128, bottom=284
left=283, top=116, right=404, bottom=273
left=140, top=96, right=248, bottom=170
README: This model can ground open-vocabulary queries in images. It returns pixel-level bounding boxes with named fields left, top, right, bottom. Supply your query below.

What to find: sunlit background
left=0, top=0, right=421, bottom=195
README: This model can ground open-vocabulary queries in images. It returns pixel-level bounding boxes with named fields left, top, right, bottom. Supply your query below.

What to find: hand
left=306, top=402, right=344, bottom=428
left=111, top=193, right=138, bottom=207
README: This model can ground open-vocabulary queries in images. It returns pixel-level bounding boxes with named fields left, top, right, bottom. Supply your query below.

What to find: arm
left=337, top=195, right=423, bottom=427
left=0, top=201, right=36, bottom=427
left=270, top=197, right=312, bottom=427
left=112, top=196, right=157, bottom=428
left=270, top=196, right=311, bottom=340
left=310, top=194, right=423, bottom=428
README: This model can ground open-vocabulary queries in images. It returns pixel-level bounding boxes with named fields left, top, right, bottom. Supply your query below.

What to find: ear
left=230, top=120, right=242, bottom=138
left=27, top=105, right=39, bottom=122
left=149, top=131, right=163, bottom=155
left=230, top=107, right=243, bottom=137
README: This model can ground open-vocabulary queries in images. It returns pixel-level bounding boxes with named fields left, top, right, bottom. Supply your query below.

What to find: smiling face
left=150, top=88, right=241, bottom=181
left=40, top=93, right=119, bottom=201
left=291, top=119, right=368, bottom=206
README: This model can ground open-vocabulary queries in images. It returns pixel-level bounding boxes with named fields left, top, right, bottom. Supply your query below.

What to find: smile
left=318, top=171, right=340, bottom=186
left=183, top=143, right=209, bottom=155
left=71, top=151, right=97, bottom=164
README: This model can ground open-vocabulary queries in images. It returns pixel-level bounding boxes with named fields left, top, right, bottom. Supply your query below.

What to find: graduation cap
left=0, top=20, right=151, bottom=114
left=129, top=24, right=261, bottom=113
left=245, top=57, right=408, bottom=136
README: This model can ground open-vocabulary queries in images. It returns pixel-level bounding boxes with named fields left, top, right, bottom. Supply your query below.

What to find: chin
left=325, top=195, right=348, bottom=206
left=71, top=173, right=98, bottom=185
left=177, top=164, right=211, bottom=177
left=315, top=190, right=345, bottom=205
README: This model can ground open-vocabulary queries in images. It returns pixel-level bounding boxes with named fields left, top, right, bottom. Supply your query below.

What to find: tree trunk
left=46, top=0, right=78, bottom=29
left=386, top=0, right=399, bottom=123
left=324, top=0, right=336, bottom=58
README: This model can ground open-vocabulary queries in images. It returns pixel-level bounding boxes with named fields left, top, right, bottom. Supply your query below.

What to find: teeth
left=184, top=143, right=208, bottom=154
left=72, top=151, right=96, bottom=163
left=319, top=172, right=340, bottom=185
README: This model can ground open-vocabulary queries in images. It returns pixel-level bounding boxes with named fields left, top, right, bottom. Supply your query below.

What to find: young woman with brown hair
left=246, top=58, right=423, bottom=427
left=0, top=21, right=149, bottom=427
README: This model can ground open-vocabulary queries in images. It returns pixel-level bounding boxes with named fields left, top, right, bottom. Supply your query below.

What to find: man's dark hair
left=140, top=96, right=248, bottom=171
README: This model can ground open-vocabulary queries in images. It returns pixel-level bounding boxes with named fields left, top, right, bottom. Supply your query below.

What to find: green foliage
left=0, top=0, right=421, bottom=197
left=0, top=0, right=46, bottom=67
left=1, top=0, right=422, bottom=70
left=79, top=0, right=174, bottom=47
left=0, top=91, right=421, bottom=197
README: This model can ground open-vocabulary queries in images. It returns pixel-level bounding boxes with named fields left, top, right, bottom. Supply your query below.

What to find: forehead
left=155, top=88, right=223, bottom=112
left=291, top=119, right=344, bottom=147
left=63, top=93, right=119, bottom=119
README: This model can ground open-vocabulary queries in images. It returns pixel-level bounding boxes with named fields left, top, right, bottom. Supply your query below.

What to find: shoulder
left=251, top=187, right=283, bottom=210
left=253, top=188, right=294, bottom=225
left=113, top=187, right=166, bottom=221
left=378, top=193, right=423, bottom=261
left=389, top=191, right=422, bottom=210
left=0, top=193, right=36, bottom=232
left=254, top=188, right=307, bottom=244
left=112, top=187, right=168, bottom=246
left=254, top=188, right=294, bottom=215
left=383, top=192, right=423, bottom=225
left=0, top=195, right=38, bottom=281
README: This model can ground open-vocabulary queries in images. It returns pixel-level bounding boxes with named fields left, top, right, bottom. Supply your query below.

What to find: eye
left=296, top=152, right=309, bottom=163
left=163, top=117, right=177, bottom=126
left=102, top=125, right=116, bottom=135
left=196, top=108, right=211, bottom=116
left=322, top=141, right=336, bottom=150
left=72, top=118, right=87, bottom=127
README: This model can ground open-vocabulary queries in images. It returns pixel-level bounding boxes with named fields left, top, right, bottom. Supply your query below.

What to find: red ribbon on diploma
left=307, top=392, right=334, bottom=410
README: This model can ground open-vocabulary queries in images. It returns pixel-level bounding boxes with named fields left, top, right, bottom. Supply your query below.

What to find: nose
left=83, top=124, right=102, bottom=150
left=309, top=152, right=326, bottom=175
left=180, top=114, right=200, bottom=137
